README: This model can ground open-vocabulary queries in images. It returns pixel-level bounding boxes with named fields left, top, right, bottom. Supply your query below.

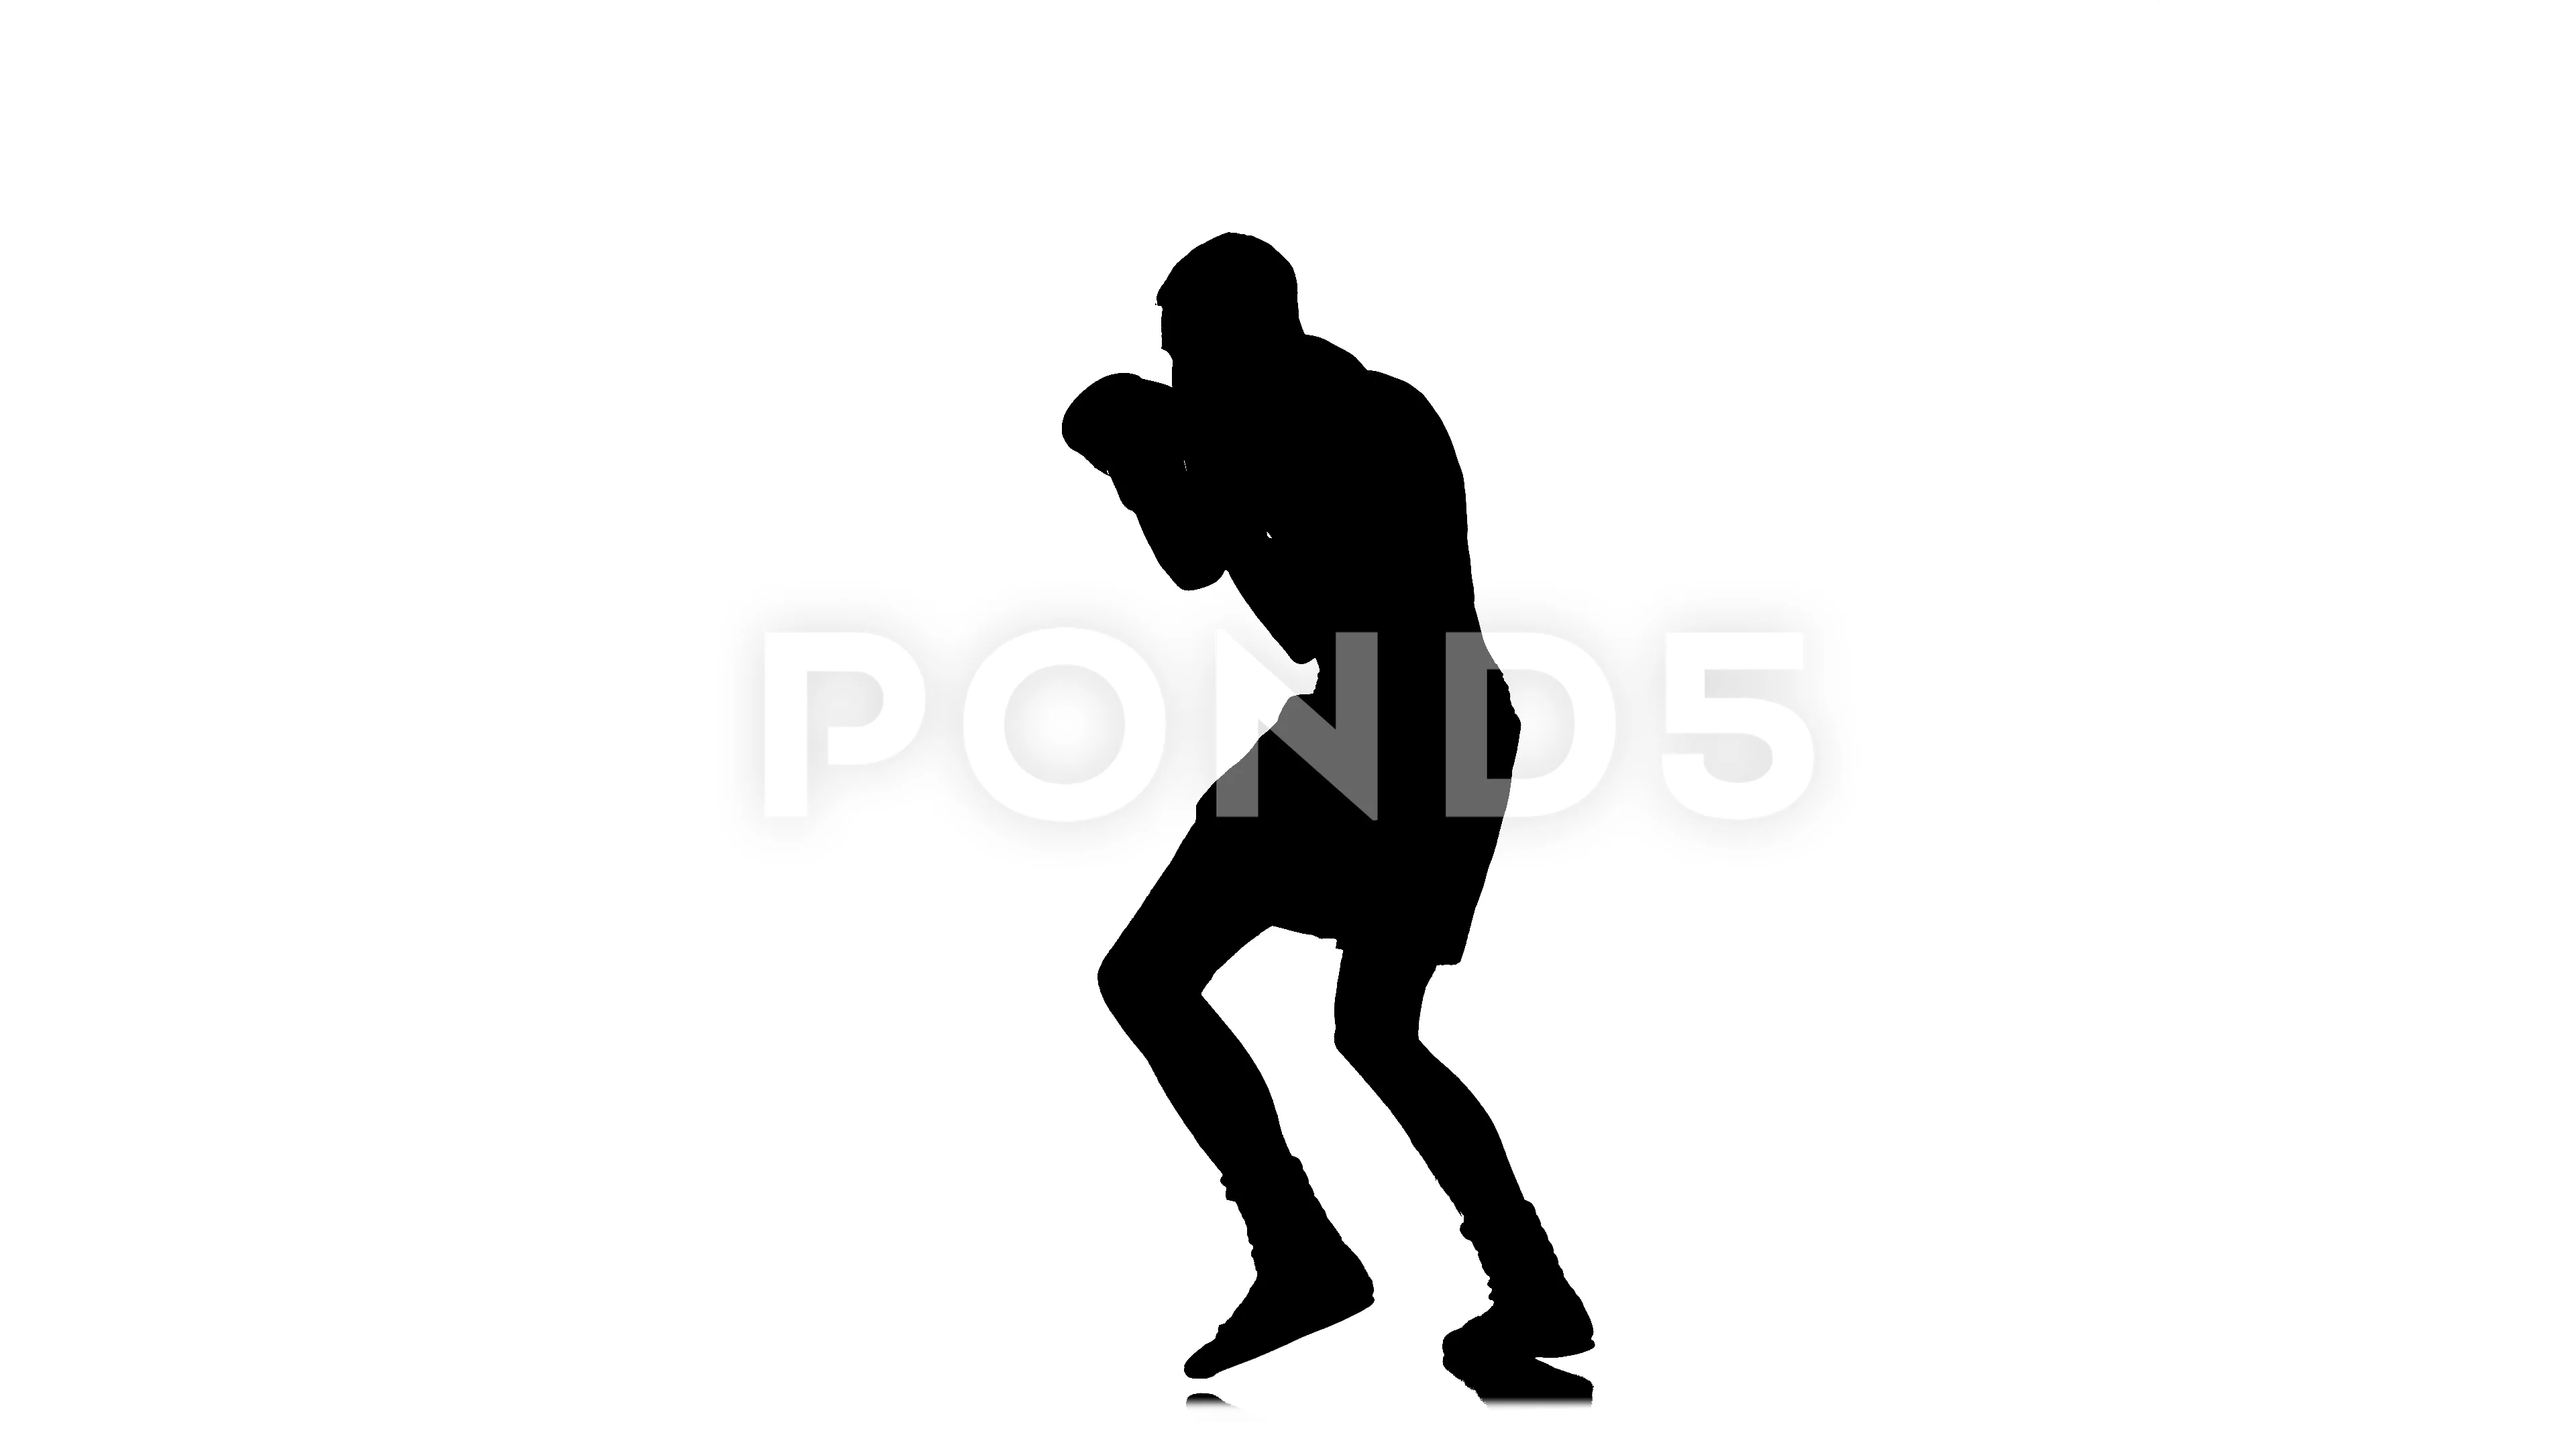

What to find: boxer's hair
left=1062, top=372, right=1177, bottom=473
left=1157, top=233, right=1300, bottom=338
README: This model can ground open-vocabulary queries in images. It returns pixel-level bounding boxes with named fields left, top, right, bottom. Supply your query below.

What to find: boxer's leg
left=1096, top=841, right=1282, bottom=1180
left=1097, top=822, right=1372, bottom=1377
left=1334, top=953, right=1592, bottom=1357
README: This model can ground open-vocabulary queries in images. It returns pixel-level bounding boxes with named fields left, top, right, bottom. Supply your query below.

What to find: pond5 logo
left=763, top=629, right=1814, bottom=823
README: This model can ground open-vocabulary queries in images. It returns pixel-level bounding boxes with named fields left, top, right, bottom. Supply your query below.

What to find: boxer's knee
left=1334, top=951, right=1433, bottom=1077
left=1097, top=932, right=1184, bottom=1029
left=1333, top=1004, right=1419, bottom=1079
left=1096, top=942, right=1146, bottom=1024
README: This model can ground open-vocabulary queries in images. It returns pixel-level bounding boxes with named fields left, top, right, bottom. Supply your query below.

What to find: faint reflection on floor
left=1441, top=1343, right=1594, bottom=1403
left=1179, top=1350, right=1593, bottom=1409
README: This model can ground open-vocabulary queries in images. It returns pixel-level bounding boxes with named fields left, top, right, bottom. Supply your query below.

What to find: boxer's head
left=1062, top=372, right=1179, bottom=482
left=1157, top=233, right=1301, bottom=372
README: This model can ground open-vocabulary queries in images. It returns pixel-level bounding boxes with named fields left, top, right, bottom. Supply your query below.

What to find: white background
left=5, top=3, right=2571, bottom=1445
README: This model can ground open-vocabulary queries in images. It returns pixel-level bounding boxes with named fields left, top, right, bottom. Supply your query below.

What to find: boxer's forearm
left=1110, top=474, right=1215, bottom=587
left=1130, top=499, right=1229, bottom=590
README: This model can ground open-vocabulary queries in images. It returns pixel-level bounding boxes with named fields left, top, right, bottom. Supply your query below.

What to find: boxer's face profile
left=1158, top=303, right=1206, bottom=369
left=1159, top=301, right=1285, bottom=380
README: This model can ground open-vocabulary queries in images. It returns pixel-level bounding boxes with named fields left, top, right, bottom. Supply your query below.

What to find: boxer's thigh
left=1102, top=818, right=1273, bottom=997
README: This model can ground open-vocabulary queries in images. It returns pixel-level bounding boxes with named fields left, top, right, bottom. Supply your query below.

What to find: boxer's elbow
left=1163, top=551, right=1226, bottom=591
left=1138, top=519, right=1226, bottom=590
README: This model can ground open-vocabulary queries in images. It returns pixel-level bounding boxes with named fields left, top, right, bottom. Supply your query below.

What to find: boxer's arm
left=1132, top=471, right=1318, bottom=660
left=1121, top=477, right=1236, bottom=592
